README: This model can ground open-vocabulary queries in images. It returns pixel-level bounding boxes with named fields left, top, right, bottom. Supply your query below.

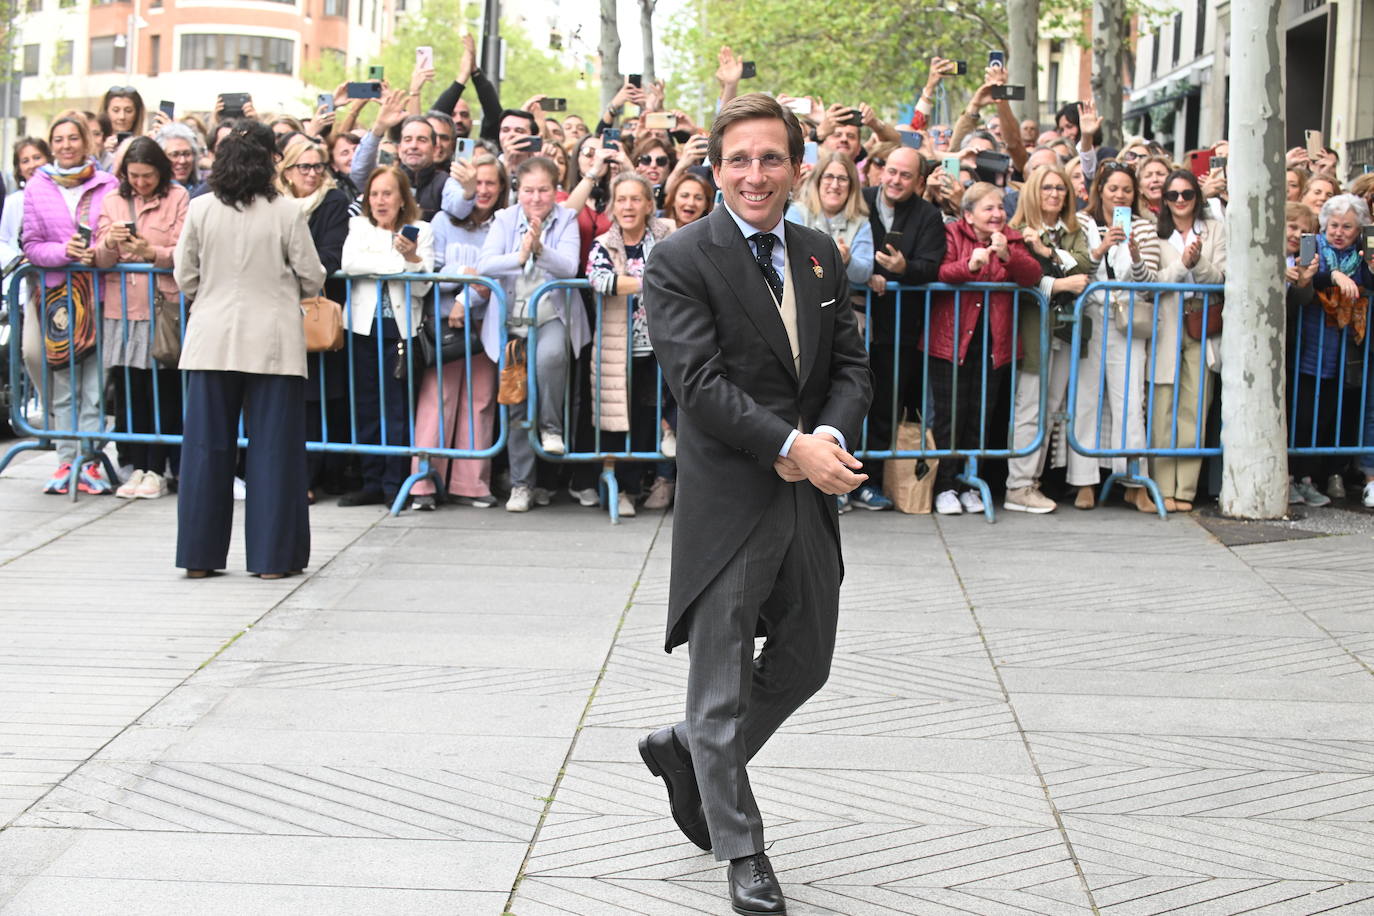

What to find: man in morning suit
left=640, top=93, right=874, bottom=916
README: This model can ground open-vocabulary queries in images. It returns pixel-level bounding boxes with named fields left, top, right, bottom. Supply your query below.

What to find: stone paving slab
left=3, top=442, right=1374, bottom=915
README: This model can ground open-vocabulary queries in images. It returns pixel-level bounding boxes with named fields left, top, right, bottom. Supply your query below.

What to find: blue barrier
left=2, top=263, right=509, bottom=515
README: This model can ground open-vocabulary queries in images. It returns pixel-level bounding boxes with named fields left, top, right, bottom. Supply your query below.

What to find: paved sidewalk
left=2, top=444, right=1373, bottom=915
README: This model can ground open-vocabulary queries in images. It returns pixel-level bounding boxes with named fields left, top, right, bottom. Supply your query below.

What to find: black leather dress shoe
left=728, top=852, right=786, bottom=915
left=638, top=726, right=711, bottom=850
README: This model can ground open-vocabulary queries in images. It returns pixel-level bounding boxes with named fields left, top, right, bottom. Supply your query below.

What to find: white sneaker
left=134, top=471, right=167, bottom=499
left=540, top=431, right=566, bottom=455
left=935, top=489, right=962, bottom=515
left=660, top=428, right=677, bottom=458
left=959, top=490, right=985, bottom=513
left=506, top=485, right=533, bottom=512
left=532, top=487, right=552, bottom=506
left=568, top=485, right=599, bottom=507
left=617, top=492, right=636, bottom=517
left=233, top=476, right=247, bottom=501
left=1296, top=477, right=1331, bottom=507
left=1327, top=474, right=1347, bottom=500
left=115, top=469, right=145, bottom=499
left=1363, top=480, right=1374, bottom=508
left=1003, top=485, right=1056, bottom=514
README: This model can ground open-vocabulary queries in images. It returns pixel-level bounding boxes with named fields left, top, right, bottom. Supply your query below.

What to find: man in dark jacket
left=349, top=90, right=451, bottom=222
left=855, top=146, right=947, bottom=507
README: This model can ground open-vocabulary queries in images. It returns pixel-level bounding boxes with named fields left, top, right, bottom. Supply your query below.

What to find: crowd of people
left=2, top=40, right=1372, bottom=571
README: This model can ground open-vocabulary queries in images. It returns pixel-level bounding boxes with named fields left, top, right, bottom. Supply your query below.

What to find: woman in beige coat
left=173, top=121, right=327, bottom=579
left=1147, top=168, right=1227, bottom=511
left=585, top=172, right=674, bottom=517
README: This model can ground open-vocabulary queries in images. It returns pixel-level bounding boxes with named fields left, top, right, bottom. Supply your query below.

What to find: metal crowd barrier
left=1287, top=292, right=1373, bottom=459
left=2, top=263, right=509, bottom=516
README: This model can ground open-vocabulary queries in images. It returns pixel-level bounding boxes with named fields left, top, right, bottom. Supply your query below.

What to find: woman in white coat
left=339, top=164, right=435, bottom=507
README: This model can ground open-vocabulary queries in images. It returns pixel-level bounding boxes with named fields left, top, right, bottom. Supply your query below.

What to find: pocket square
left=820, top=298, right=835, bottom=308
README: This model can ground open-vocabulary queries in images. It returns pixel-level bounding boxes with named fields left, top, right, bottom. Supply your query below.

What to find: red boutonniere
left=810, top=255, right=824, bottom=279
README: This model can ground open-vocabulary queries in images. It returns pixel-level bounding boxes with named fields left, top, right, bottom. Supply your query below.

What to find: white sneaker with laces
left=935, top=490, right=962, bottom=515
left=540, top=431, right=566, bottom=455
left=1363, top=480, right=1374, bottom=508
left=959, top=490, right=985, bottom=513
left=506, top=485, right=533, bottom=512
left=568, top=485, right=599, bottom=507
left=134, top=471, right=167, bottom=499
left=116, top=469, right=146, bottom=499
left=643, top=476, right=674, bottom=510
left=617, top=492, right=637, bottom=517
left=660, top=428, right=677, bottom=458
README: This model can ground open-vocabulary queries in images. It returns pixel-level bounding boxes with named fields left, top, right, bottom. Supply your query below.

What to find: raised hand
left=1077, top=99, right=1101, bottom=138
left=715, top=45, right=743, bottom=86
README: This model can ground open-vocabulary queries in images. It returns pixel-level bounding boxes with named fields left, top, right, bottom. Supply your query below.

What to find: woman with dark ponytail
left=172, top=120, right=327, bottom=579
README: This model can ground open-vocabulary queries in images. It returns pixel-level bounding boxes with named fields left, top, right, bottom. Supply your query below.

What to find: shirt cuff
left=779, top=429, right=800, bottom=458
left=812, top=425, right=847, bottom=453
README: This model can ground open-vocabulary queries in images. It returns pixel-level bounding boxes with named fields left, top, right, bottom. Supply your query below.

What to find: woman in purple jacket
left=23, top=111, right=120, bottom=495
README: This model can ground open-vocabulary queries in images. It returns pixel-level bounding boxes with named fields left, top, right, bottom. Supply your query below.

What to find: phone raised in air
left=602, top=128, right=621, bottom=150
left=1112, top=206, right=1134, bottom=233
left=627, top=73, right=643, bottom=89
left=317, top=93, right=335, bottom=113
left=159, top=100, right=175, bottom=120
left=415, top=46, right=433, bottom=71
left=368, top=65, right=385, bottom=81
left=345, top=82, right=383, bottom=99
left=1299, top=233, right=1318, bottom=265
left=989, top=50, right=1006, bottom=69
left=740, top=61, right=756, bottom=79
left=454, top=138, right=476, bottom=160
left=802, top=141, right=819, bottom=167
left=399, top=225, right=420, bottom=243
left=642, top=112, right=677, bottom=131
left=989, top=85, right=1025, bottom=101
left=1305, top=129, right=1323, bottom=160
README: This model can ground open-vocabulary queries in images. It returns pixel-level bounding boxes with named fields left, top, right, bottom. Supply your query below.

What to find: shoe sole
left=935, top=507, right=962, bottom=515
left=733, top=905, right=787, bottom=916
left=1002, top=501, right=1054, bottom=514
left=638, top=736, right=712, bottom=851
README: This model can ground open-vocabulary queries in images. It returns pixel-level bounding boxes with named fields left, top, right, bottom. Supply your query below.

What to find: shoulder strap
left=126, top=193, right=137, bottom=226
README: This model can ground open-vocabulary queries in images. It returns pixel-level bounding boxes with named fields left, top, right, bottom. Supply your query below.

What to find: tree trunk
left=1090, top=0, right=1125, bottom=147
left=640, top=0, right=656, bottom=87
left=599, top=0, right=622, bottom=111
left=1219, top=0, right=1288, bottom=518
left=1007, top=0, right=1041, bottom=124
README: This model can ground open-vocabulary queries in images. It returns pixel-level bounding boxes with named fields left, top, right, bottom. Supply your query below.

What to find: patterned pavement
left=1, top=444, right=1373, bottom=915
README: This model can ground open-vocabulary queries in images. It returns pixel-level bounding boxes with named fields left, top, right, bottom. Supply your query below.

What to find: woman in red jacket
left=924, top=182, right=1043, bottom=515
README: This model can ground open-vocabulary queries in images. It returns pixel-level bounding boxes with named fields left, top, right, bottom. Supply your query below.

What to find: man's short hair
left=425, top=111, right=455, bottom=136
left=707, top=92, right=804, bottom=168
left=499, top=109, right=537, bottom=133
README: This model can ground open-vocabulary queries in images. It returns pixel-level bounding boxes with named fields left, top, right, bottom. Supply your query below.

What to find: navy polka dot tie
left=749, top=232, right=785, bottom=305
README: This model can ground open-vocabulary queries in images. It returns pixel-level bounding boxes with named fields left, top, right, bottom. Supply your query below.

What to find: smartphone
left=989, top=50, right=1006, bottom=69
left=77, top=223, right=92, bottom=246
left=942, top=155, right=962, bottom=176
left=950, top=60, right=968, bottom=75
left=218, top=92, right=249, bottom=119
left=990, top=85, right=1026, bottom=101
left=784, top=98, right=811, bottom=116
left=884, top=231, right=904, bottom=251
left=628, top=73, right=642, bottom=89
left=841, top=108, right=863, bottom=127
left=345, top=81, right=383, bottom=99
left=1305, top=129, right=1323, bottom=160
left=158, top=100, right=175, bottom=120
left=1299, top=233, right=1318, bottom=265
left=602, top=128, right=621, bottom=149
left=123, top=221, right=137, bottom=238
left=1211, top=156, right=1227, bottom=171
left=520, top=136, right=544, bottom=153
left=802, top=141, right=819, bottom=167
left=1361, top=226, right=1374, bottom=259
left=454, top=138, right=475, bottom=160
left=643, top=112, right=677, bottom=130
left=317, top=92, right=335, bottom=113
left=415, top=46, right=433, bottom=70
left=368, top=65, right=385, bottom=81
left=1113, top=206, right=1134, bottom=233
left=740, top=61, right=756, bottom=79
left=399, top=225, right=420, bottom=243
left=542, top=97, right=568, bottom=112
left=115, top=131, right=132, bottom=145
left=1188, top=149, right=1214, bottom=178
left=900, top=131, right=923, bottom=149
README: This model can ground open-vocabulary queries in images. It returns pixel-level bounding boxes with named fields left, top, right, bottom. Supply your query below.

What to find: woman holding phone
left=340, top=165, right=436, bottom=508
left=1074, top=160, right=1161, bottom=512
left=1149, top=168, right=1227, bottom=512
left=23, top=112, right=120, bottom=495
left=786, top=150, right=874, bottom=286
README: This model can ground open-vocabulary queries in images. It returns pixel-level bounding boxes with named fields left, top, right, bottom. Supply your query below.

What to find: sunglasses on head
left=638, top=154, right=670, bottom=167
left=1163, top=188, right=1197, bottom=202
left=106, top=85, right=137, bottom=95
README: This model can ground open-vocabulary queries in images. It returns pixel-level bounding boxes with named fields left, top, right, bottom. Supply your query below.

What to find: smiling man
left=642, top=93, right=873, bottom=916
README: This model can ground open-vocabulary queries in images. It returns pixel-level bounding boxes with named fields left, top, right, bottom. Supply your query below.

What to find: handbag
left=413, top=315, right=471, bottom=368
left=42, top=193, right=99, bottom=368
left=1105, top=257, right=1153, bottom=340
left=881, top=413, right=938, bottom=514
left=302, top=295, right=345, bottom=352
left=1184, top=297, right=1224, bottom=341
left=497, top=338, right=527, bottom=405
left=150, top=289, right=182, bottom=367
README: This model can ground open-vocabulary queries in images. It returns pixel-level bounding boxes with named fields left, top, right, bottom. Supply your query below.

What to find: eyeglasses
left=819, top=174, right=851, bottom=184
left=1163, top=188, right=1197, bottom=202
left=721, top=154, right=792, bottom=171
left=638, top=155, right=670, bottom=167
left=166, top=150, right=195, bottom=160
left=293, top=162, right=326, bottom=173
left=868, top=158, right=886, bottom=169
left=1041, top=184, right=1068, bottom=194
left=1122, top=150, right=1143, bottom=162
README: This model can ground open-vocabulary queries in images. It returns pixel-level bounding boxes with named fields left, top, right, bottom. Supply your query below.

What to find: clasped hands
left=773, top=432, right=867, bottom=495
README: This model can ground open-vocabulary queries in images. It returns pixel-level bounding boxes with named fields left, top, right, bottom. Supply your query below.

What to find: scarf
left=789, top=204, right=866, bottom=248
left=1315, top=234, right=1367, bottom=342
left=295, top=184, right=330, bottom=219
left=40, top=159, right=97, bottom=189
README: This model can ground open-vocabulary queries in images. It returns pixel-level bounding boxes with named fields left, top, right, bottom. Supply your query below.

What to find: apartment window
left=323, top=0, right=345, bottom=15
left=148, top=34, right=160, bottom=75
left=396, top=0, right=405, bottom=11
left=21, top=44, right=40, bottom=77
left=180, top=34, right=293, bottom=74
left=54, top=40, right=73, bottom=75
left=1150, top=32, right=1160, bottom=79
left=90, top=35, right=128, bottom=71
left=1194, top=0, right=1207, bottom=57
left=1172, top=12, right=1183, bottom=65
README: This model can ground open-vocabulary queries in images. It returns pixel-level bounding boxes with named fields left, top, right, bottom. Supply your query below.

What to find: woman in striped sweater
left=1071, top=159, right=1162, bottom=512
